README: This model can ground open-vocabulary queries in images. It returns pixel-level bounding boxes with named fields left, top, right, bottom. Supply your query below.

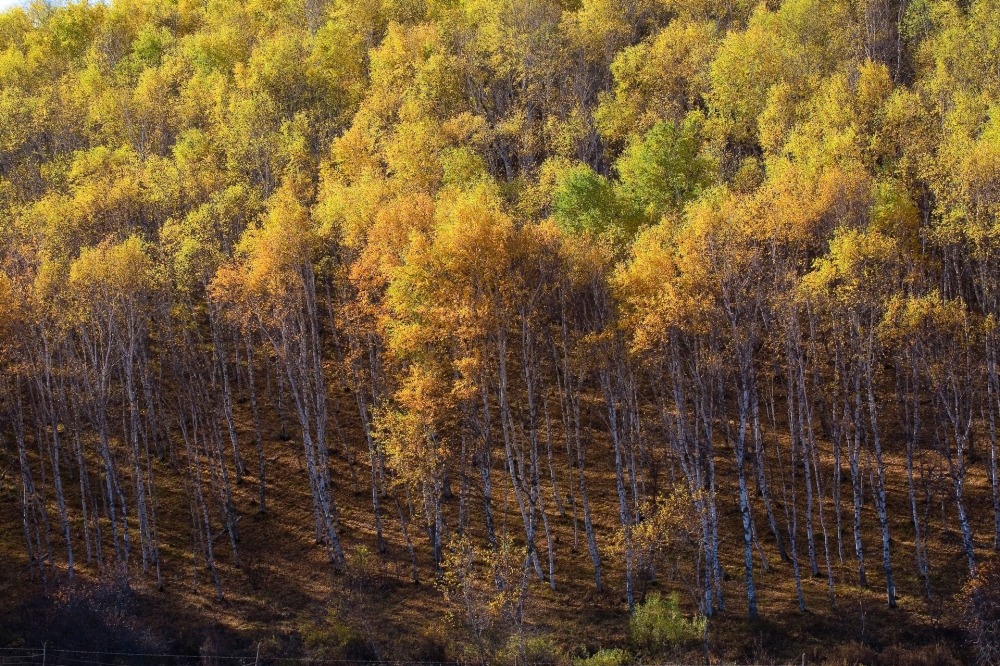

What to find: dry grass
left=0, top=387, right=988, bottom=664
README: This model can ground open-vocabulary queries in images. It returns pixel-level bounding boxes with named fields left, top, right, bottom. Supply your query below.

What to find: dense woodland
left=3, top=0, right=1000, bottom=662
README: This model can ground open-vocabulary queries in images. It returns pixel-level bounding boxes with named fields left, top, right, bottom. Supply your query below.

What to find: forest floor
left=0, top=387, right=987, bottom=665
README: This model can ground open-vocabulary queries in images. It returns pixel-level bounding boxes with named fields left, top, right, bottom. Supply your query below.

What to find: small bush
left=408, top=628, right=450, bottom=662
left=574, top=647, right=631, bottom=666
left=42, top=567, right=164, bottom=653
left=961, top=559, right=1000, bottom=666
left=301, top=614, right=352, bottom=659
left=629, top=592, right=704, bottom=653
left=500, top=635, right=565, bottom=665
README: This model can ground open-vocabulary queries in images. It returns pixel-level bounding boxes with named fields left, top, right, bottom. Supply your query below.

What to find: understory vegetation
left=2, top=0, right=1000, bottom=662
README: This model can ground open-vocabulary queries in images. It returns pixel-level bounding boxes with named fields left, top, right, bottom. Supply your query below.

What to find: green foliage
left=616, top=113, right=714, bottom=219
left=548, top=160, right=644, bottom=239
left=301, top=612, right=354, bottom=659
left=499, top=635, right=566, bottom=666
left=573, top=648, right=632, bottom=666
left=629, top=593, right=705, bottom=653
left=3, top=0, right=1000, bottom=658
left=550, top=161, right=619, bottom=234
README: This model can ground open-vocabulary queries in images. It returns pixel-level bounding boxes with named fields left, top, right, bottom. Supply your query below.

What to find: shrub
left=408, top=628, right=449, bottom=663
left=441, top=536, right=526, bottom=664
left=574, top=647, right=631, bottom=666
left=961, top=559, right=1000, bottom=666
left=42, top=566, right=164, bottom=653
left=629, top=592, right=705, bottom=653
left=501, top=635, right=565, bottom=665
left=301, top=613, right=352, bottom=659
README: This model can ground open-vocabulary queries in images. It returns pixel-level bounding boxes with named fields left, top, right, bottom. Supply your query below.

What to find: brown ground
left=0, top=385, right=986, bottom=664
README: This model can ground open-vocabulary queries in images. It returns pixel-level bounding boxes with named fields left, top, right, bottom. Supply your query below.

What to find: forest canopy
left=3, top=0, right=1000, bottom=662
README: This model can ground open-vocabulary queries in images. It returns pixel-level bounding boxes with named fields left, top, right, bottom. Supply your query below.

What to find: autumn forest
left=1, top=0, right=999, bottom=662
